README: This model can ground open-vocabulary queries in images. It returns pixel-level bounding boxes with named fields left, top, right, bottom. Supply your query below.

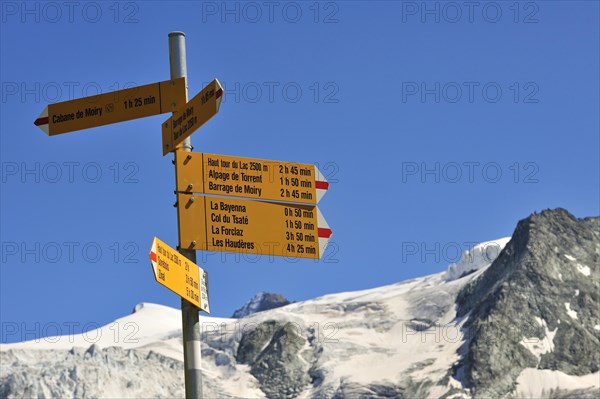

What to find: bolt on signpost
left=35, top=32, right=332, bottom=399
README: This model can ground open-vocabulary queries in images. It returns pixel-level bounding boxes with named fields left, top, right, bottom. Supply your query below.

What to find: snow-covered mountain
left=1, top=209, right=598, bottom=398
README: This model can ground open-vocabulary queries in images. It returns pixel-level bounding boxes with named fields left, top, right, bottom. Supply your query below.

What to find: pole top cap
left=169, top=31, right=186, bottom=38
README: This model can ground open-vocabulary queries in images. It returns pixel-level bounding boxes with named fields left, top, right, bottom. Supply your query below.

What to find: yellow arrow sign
left=175, top=150, right=329, bottom=205
left=149, top=237, right=209, bottom=312
left=161, top=79, right=223, bottom=156
left=34, top=78, right=186, bottom=136
left=177, top=194, right=332, bottom=259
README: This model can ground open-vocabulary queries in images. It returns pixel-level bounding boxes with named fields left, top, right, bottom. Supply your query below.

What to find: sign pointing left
left=34, top=77, right=186, bottom=136
left=149, top=236, right=210, bottom=312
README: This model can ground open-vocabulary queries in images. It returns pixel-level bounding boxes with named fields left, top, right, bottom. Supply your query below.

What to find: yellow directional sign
left=175, top=151, right=330, bottom=204
left=162, top=79, right=223, bottom=156
left=149, top=237, right=209, bottom=312
left=34, top=78, right=186, bottom=136
left=177, top=194, right=332, bottom=259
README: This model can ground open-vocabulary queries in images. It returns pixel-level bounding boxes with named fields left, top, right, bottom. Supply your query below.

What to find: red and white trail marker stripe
left=149, top=239, right=159, bottom=275
left=315, top=167, right=329, bottom=204
left=34, top=107, right=50, bottom=135
left=317, top=208, right=333, bottom=258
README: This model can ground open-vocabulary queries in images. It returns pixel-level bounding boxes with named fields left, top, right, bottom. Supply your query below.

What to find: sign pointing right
left=161, top=79, right=223, bottom=155
left=175, top=150, right=329, bottom=205
left=177, top=194, right=332, bottom=258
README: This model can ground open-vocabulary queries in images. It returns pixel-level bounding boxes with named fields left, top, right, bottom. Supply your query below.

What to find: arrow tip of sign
left=34, top=107, right=49, bottom=135
left=315, top=167, right=329, bottom=203
left=215, top=79, right=223, bottom=112
left=317, top=208, right=332, bottom=259
left=149, top=237, right=158, bottom=278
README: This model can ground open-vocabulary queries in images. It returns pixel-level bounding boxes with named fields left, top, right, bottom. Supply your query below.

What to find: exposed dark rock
left=455, top=208, right=600, bottom=399
left=232, top=292, right=291, bottom=318
left=237, top=320, right=312, bottom=398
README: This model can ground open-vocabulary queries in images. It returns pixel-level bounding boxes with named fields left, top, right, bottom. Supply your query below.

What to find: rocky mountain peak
left=455, top=208, right=600, bottom=398
left=232, top=292, right=291, bottom=318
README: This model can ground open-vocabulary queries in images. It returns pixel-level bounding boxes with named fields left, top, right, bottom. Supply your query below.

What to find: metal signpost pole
left=169, top=31, right=203, bottom=399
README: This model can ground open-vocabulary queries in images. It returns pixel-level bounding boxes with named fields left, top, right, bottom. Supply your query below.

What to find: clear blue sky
left=1, top=1, right=598, bottom=342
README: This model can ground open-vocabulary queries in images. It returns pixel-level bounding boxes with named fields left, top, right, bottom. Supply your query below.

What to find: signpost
left=161, top=79, right=223, bottom=155
left=35, top=31, right=332, bottom=399
left=167, top=32, right=204, bottom=399
left=177, top=194, right=332, bottom=259
left=34, top=78, right=186, bottom=135
left=175, top=151, right=329, bottom=204
left=149, top=237, right=210, bottom=312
